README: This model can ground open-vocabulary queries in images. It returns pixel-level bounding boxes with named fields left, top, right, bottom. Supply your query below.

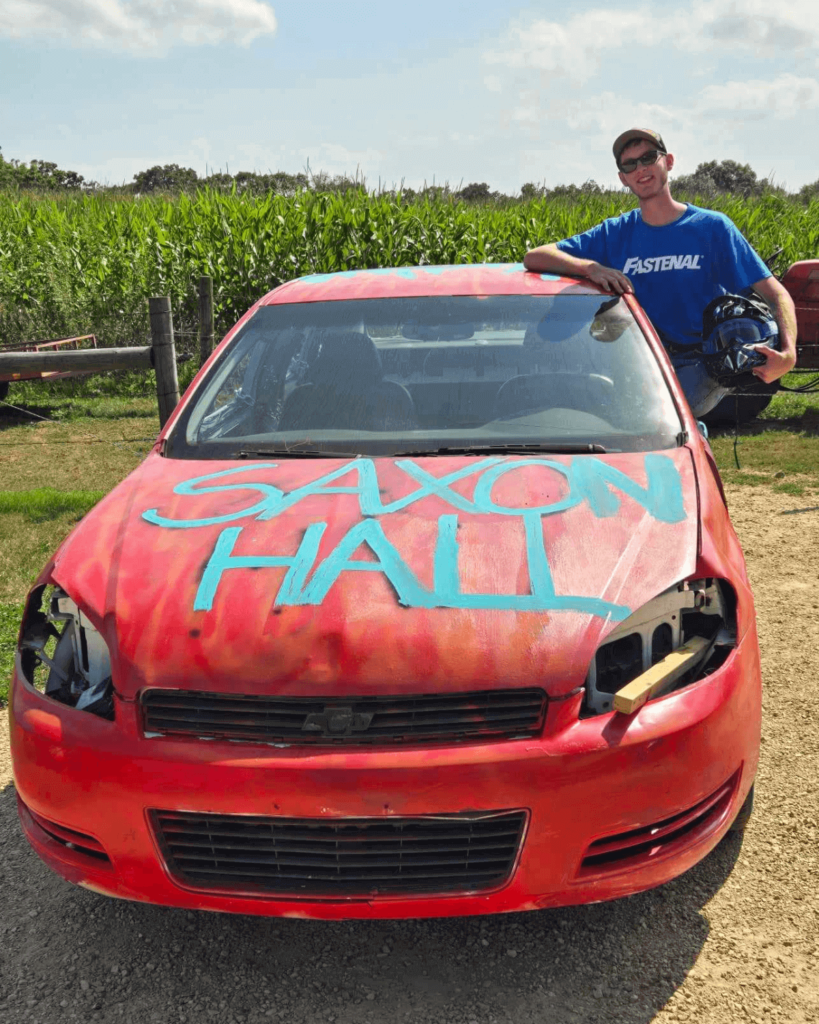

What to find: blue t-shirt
left=556, top=205, right=771, bottom=347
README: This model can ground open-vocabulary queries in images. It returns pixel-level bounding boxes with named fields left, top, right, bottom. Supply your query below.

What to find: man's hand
left=585, top=262, right=634, bottom=295
left=523, top=245, right=634, bottom=293
left=751, top=275, right=797, bottom=382
left=749, top=344, right=796, bottom=383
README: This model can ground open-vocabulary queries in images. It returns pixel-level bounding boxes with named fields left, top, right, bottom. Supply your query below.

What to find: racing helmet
left=665, top=294, right=779, bottom=418
left=701, top=294, right=779, bottom=388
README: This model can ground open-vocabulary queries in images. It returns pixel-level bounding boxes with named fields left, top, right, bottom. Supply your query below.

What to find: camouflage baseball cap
left=612, top=129, right=667, bottom=164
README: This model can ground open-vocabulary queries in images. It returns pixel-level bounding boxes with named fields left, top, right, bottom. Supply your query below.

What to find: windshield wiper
left=237, top=447, right=363, bottom=459
left=390, top=442, right=608, bottom=457
left=237, top=441, right=609, bottom=460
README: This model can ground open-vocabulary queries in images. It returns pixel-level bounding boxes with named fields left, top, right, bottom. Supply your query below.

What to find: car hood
left=52, top=450, right=698, bottom=700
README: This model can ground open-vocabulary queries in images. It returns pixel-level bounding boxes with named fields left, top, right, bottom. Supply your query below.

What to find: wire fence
left=0, top=290, right=207, bottom=451
left=0, top=394, right=157, bottom=458
left=0, top=378, right=159, bottom=459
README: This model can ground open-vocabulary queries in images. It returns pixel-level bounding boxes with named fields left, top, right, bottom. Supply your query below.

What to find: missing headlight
left=18, top=584, right=115, bottom=720
left=583, top=579, right=736, bottom=716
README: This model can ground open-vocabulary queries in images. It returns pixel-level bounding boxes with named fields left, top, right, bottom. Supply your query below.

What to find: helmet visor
left=710, top=319, right=770, bottom=351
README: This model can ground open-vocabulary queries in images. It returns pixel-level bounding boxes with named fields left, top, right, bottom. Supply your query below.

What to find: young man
left=523, top=129, right=797, bottom=388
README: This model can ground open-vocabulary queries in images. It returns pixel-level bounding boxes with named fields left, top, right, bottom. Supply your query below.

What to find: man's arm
left=750, top=276, right=798, bottom=383
left=523, top=243, right=634, bottom=295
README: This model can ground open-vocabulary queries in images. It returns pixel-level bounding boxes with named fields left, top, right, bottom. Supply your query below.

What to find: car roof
left=260, top=263, right=607, bottom=305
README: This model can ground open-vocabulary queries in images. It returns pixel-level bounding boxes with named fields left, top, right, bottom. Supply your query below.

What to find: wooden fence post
left=198, top=276, right=215, bottom=367
left=149, top=296, right=180, bottom=428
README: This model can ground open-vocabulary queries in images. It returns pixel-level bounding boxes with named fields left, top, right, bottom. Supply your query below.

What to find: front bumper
left=10, top=635, right=760, bottom=919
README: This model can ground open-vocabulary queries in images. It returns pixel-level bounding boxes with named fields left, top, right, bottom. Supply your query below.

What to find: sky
left=1, top=0, right=818, bottom=194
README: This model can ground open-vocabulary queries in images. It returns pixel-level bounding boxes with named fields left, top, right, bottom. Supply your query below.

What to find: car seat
left=278, top=331, right=416, bottom=431
left=494, top=373, right=615, bottom=420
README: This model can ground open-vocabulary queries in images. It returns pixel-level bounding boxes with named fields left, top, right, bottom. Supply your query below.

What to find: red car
left=10, top=264, right=759, bottom=919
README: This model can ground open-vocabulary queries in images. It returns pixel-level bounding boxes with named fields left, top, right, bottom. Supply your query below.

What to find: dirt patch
left=1, top=484, right=818, bottom=1024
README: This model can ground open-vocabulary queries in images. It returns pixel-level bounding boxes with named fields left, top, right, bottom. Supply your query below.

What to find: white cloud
left=697, top=73, right=819, bottom=118
left=695, top=0, right=819, bottom=53
left=481, top=2, right=819, bottom=180
left=0, top=0, right=277, bottom=53
left=504, top=89, right=697, bottom=187
left=485, top=1, right=819, bottom=90
left=500, top=84, right=689, bottom=149
left=561, top=94, right=687, bottom=140
left=484, top=9, right=673, bottom=86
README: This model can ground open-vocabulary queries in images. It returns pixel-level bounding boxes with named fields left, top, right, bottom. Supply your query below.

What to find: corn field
left=1, top=188, right=818, bottom=351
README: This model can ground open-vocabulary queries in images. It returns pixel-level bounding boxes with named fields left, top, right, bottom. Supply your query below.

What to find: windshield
left=167, top=295, right=683, bottom=459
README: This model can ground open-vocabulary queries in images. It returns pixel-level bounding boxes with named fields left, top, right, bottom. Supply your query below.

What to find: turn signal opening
left=19, top=797, right=111, bottom=865
left=577, top=771, right=739, bottom=876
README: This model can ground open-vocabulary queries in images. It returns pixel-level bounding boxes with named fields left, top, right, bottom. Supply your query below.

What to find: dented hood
left=52, top=450, right=698, bottom=700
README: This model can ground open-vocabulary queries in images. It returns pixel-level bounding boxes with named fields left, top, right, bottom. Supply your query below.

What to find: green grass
left=0, top=488, right=105, bottom=523
left=6, top=359, right=199, bottom=415
left=0, top=601, right=23, bottom=704
left=0, top=507, right=94, bottom=601
left=762, top=390, right=819, bottom=420
left=5, top=390, right=159, bottom=422
left=710, top=430, right=819, bottom=486
left=762, top=377, right=819, bottom=420
left=707, top=371, right=819, bottom=491
left=0, top=393, right=157, bottom=491
left=772, top=481, right=809, bottom=495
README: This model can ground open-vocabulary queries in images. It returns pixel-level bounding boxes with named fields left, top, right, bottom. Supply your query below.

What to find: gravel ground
left=1, top=483, right=818, bottom=1024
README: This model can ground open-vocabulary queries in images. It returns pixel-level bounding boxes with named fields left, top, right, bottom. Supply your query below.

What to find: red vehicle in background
left=784, top=260, right=819, bottom=367
left=10, top=264, right=761, bottom=919
left=0, top=334, right=98, bottom=402
left=704, top=258, right=819, bottom=424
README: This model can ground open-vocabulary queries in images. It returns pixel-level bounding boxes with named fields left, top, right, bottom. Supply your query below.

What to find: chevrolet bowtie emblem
left=302, top=705, right=374, bottom=736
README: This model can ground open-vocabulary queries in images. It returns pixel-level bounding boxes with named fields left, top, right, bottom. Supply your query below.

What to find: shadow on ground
left=710, top=412, right=819, bottom=437
left=0, top=400, right=60, bottom=426
left=0, top=402, right=158, bottom=427
left=0, top=781, right=742, bottom=1024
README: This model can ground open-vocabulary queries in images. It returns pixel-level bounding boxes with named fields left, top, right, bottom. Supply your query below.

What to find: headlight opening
left=583, top=579, right=736, bottom=716
left=18, top=584, right=115, bottom=720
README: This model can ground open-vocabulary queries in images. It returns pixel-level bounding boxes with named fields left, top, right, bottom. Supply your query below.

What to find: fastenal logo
left=623, top=255, right=703, bottom=274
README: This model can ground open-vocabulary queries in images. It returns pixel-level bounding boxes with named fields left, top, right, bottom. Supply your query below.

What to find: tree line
left=2, top=148, right=818, bottom=203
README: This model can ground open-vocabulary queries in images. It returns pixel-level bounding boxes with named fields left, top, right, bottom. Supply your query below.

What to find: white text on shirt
left=622, top=255, right=703, bottom=275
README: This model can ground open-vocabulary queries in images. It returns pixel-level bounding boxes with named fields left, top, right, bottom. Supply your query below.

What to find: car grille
left=141, top=688, right=547, bottom=746
left=578, top=772, right=738, bottom=876
left=152, top=810, right=527, bottom=897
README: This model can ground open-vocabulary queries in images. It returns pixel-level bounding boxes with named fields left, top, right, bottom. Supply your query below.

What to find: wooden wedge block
left=613, top=636, right=711, bottom=715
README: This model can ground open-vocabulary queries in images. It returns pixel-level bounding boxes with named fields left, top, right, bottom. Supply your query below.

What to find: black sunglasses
left=618, top=149, right=663, bottom=173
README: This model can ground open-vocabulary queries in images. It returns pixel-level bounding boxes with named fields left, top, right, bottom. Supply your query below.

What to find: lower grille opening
left=20, top=798, right=111, bottom=863
left=153, top=809, right=527, bottom=898
left=578, top=772, right=738, bottom=876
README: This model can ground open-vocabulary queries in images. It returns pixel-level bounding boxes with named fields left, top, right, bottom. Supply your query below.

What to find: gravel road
left=2, top=483, right=818, bottom=1024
